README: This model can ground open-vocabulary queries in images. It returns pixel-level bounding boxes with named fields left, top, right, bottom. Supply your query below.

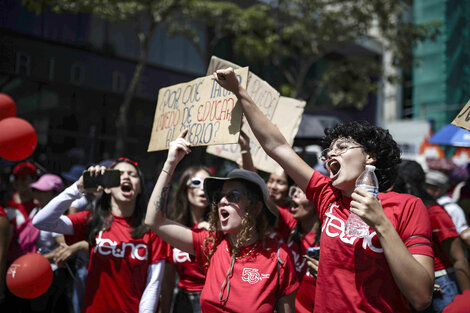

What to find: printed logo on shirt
left=241, top=268, right=270, bottom=284
left=173, top=248, right=191, bottom=263
left=94, top=230, right=148, bottom=260
left=322, top=204, right=383, bottom=253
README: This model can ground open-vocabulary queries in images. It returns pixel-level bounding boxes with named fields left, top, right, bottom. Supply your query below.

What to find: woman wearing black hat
left=145, top=130, right=299, bottom=313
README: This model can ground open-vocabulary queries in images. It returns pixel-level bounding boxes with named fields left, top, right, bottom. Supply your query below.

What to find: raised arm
left=213, top=68, right=313, bottom=191
left=32, top=183, right=83, bottom=234
left=237, top=127, right=256, bottom=172
left=144, top=130, right=195, bottom=255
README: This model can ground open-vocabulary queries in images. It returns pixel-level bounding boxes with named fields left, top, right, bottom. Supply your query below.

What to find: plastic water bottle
left=345, top=165, right=379, bottom=238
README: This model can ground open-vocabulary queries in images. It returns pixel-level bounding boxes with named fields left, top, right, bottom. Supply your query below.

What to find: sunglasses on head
left=213, top=190, right=243, bottom=204
left=187, top=177, right=204, bottom=188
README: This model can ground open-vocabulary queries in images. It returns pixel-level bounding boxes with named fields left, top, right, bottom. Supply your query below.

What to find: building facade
left=413, top=0, right=470, bottom=131
left=0, top=0, right=206, bottom=174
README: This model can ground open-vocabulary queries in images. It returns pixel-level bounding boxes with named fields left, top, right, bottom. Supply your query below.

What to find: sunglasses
left=213, top=190, right=243, bottom=204
left=288, top=186, right=306, bottom=200
left=187, top=177, right=204, bottom=188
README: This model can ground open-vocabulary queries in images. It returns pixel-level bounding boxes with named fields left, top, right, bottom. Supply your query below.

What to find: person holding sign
left=212, top=67, right=434, bottom=312
left=145, top=130, right=299, bottom=313
left=32, top=158, right=169, bottom=313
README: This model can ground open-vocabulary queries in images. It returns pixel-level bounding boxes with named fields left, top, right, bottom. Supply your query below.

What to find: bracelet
left=241, top=150, right=249, bottom=154
left=161, top=168, right=172, bottom=175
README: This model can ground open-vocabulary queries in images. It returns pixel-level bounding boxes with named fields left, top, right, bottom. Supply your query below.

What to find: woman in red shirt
left=145, top=131, right=299, bottom=313
left=283, top=186, right=321, bottom=313
left=394, top=160, right=470, bottom=312
left=33, top=158, right=168, bottom=313
left=212, top=67, right=434, bottom=312
left=162, top=165, right=211, bottom=313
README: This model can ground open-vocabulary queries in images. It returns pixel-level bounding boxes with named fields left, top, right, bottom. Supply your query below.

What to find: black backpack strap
left=275, top=241, right=285, bottom=310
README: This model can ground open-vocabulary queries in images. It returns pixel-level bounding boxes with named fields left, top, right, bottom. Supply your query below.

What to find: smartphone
left=306, top=247, right=320, bottom=260
left=83, top=169, right=121, bottom=189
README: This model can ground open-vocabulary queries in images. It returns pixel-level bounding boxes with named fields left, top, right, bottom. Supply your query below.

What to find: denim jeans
left=172, top=289, right=201, bottom=313
left=72, top=266, right=88, bottom=313
left=432, top=272, right=459, bottom=313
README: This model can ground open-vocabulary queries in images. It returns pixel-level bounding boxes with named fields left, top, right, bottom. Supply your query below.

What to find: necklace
left=226, top=242, right=258, bottom=260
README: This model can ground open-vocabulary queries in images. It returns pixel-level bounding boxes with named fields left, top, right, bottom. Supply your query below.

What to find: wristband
left=161, top=168, right=172, bottom=175
left=241, top=150, right=249, bottom=154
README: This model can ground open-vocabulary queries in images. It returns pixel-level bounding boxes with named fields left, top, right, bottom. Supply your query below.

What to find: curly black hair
left=321, top=120, right=401, bottom=192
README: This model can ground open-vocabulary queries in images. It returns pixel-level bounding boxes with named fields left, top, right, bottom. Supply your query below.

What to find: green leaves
left=22, top=0, right=439, bottom=111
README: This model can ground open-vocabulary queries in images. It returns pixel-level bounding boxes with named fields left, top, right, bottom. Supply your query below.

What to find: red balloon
left=0, top=117, right=37, bottom=161
left=6, top=253, right=53, bottom=299
left=0, top=93, right=16, bottom=121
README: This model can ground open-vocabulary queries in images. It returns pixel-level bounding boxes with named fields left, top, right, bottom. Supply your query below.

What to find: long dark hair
left=86, top=158, right=148, bottom=246
left=167, top=165, right=211, bottom=227
left=393, top=160, right=436, bottom=207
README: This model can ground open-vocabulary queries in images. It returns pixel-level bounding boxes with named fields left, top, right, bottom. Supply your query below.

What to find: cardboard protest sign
left=207, top=96, right=305, bottom=174
left=147, top=67, right=249, bottom=152
left=452, top=99, right=470, bottom=131
left=205, top=56, right=306, bottom=173
left=206, top=56, right=280, bottom=119
left=258, top=97, right=306, bottom=173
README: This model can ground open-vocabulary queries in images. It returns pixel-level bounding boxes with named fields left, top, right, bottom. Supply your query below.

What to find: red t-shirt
left=278, top=207, right=319, bottom=313
left=288, top=231, right=318, bottom=313
left=65, top=211, right=169, bottom=313
left=0, top=206, right=6, bottom=217
left=442, top=289, right=470, bottom=313
left=192, top=230, right=299, bottom=313
left=306, top=171, right=433, bottom=313
left=168, top=224, right=206, bottom=291
left=276, top=207, right=298, bottom=242
left=427, top=204, right=458, bottom=271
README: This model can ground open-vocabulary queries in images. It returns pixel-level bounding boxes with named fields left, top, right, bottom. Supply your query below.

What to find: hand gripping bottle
left=345, top=165, right=379, bottom=238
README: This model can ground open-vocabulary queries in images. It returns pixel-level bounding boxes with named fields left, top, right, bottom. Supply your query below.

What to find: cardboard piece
left=148, top=67, right=249, bottom=151
left=205, top=56, right=305, bottom=173
left=452, top=99, right=470, bottom=131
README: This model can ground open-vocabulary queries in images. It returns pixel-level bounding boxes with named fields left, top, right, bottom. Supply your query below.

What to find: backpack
left=8, top=208, right=40, bottom=262
left=16, top=209, right=40, bottom=254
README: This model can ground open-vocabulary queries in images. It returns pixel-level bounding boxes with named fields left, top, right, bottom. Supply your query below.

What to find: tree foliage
left=21, top=0, right=189, bottom=157
left=20, top=0, right=440, bottom=154
left=168, top=0, right=439, bottom=109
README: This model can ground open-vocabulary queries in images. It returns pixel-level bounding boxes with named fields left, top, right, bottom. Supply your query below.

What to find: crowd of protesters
left=0, top=68, right=470, bottom=313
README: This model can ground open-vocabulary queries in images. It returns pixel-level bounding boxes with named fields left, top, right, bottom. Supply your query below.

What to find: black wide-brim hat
left=204, top=169, right=278, bottom=227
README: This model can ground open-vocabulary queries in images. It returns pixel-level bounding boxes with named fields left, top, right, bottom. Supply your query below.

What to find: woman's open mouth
left=121, top=182, right=133, bottom=196
left=219, top=209, right=230, bottom=223
left=327, top=160, right=341, bottom=179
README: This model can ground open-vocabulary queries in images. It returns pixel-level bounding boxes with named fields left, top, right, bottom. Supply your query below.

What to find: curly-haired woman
left=212, top=67, right=435, bottom=313
left=145, top=130, right=299, bottom=313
